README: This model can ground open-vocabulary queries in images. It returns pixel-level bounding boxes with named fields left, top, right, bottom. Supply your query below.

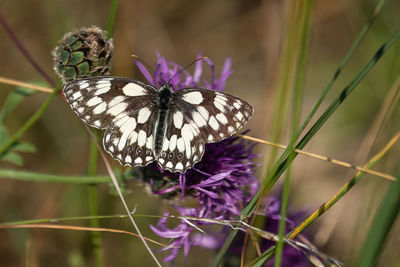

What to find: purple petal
left=193, top=53, right=203, bottom=83
left=197, top=171, right=232, bottom=187
left=150, top=224, right=188, bottom=239
left=135, top=61, right=154, bottom=86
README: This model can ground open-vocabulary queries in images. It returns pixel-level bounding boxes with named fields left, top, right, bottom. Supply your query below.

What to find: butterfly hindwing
left=156, top=106, right=206, bottom=172
left=102, top=105, right=158, bottom=167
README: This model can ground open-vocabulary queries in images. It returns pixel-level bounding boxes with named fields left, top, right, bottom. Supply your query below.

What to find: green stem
left=0, top=169, right=110, bottom=184
left=106, top=0, right=119, bottom=38
left=0, top=88, right=60, bottom=157
left=88, top=130, right=103, bottom=267
left=88, top=184, right=103, bottom=267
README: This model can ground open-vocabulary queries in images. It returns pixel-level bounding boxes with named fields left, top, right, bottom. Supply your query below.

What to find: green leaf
left=1, top=152, right=23, bottom=166
left=0, top=126, right=35, bottom=165
left=0, top=85, right=38, bottom=165
left=0, top=87, right=35, bottom=123
left=12, top=142, right=36, bottom=153
left=0, top=125, right=8, bottom=146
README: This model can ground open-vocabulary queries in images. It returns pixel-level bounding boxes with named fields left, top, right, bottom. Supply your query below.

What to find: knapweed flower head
left=52, top=26, right=113, bottom=82
left=135, top=52, right=259, bottom=263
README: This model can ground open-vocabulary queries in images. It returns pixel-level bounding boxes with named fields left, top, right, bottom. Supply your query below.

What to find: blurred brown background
left=0, top=0, right=399, bottom=266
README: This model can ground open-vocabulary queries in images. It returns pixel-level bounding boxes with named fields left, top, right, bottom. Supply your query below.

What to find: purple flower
left=135, top=52, right=259, bottom=263
left=149, top=207, right=199, bottom=263
left=136, top=51, right=233, bottom=91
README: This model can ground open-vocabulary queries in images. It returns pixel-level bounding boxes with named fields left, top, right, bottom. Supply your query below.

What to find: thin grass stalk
left=243, top=2, right=304, bottom=264
left=267, top=1, right=301, bottom=170
left=0, top=12, right=56, bottom=87
left=274, top=1, right=313, bottom=266
left=210, top=2, right=388, bottom=265
left=251, top=133, right=399, bottom=266
left=249, top=28, right=400, bottom=218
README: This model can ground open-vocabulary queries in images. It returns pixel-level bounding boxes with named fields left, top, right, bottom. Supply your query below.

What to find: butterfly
left=63, top=77, right=254, bottom=173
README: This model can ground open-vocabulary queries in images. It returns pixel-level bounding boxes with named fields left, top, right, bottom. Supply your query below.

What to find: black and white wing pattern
left=63, top=76, right=254, bottom=173
left=63, top=77, right=159, bottom=168
left=157, top=89, right=253, bottom=172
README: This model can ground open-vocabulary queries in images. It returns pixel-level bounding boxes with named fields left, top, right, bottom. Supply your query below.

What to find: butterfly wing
left=174, top=89, right=253, bottom=142
left=156, top=89, right=253, bottom=173
left=63, top=76, right=159, bottom=167
left=63, top=77, right=157, bottom=129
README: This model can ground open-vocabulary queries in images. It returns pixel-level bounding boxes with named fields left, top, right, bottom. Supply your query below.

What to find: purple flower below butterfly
left=135, top=52, right=259, bottom=263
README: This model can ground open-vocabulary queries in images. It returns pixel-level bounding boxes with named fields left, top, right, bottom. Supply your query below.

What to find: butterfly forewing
left=63, top=77, right=158, bottom=129
left=174, top=89, right=253, bottom=142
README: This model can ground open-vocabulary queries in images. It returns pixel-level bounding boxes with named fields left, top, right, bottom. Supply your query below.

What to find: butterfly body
left=63, top=76, right=253, bottom=173
left=153, top=83, right=173, bottom=157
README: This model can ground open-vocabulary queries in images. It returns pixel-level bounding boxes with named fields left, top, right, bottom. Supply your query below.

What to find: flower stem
left=0, top=11, right=55, bottom=87
left=106, top=0, right=119, bottom=38
left=88, top=130, right=103, bottom=267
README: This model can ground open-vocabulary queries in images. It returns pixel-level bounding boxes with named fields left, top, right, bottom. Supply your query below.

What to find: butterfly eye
left=168, top=153, right=174, bottom=159
left=136, top=148, right=142, bottom=155
left=146, top=150, right=152, bottom=156
left=160, top=152, right=167, bottom=158
left=177, top=153, right=183, bottom=158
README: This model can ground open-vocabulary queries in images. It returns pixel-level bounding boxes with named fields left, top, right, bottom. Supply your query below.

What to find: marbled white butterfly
left=63, top=77, right=253, bottom=173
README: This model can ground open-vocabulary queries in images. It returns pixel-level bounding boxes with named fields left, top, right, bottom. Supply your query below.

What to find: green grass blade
left=251, top=132, right=399, bottom=266
left=253, top=29, right=400, bottom=215
left=211, top=2, right=390, bottom=264
left=275, top=1, right=314, bottom=266
left=355, top=169, right=400, bottom=266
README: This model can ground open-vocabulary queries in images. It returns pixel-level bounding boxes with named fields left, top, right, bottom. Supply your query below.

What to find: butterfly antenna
left=167, top=56, right=208, bottom=84
left=131, top=55, right=156, bottom=74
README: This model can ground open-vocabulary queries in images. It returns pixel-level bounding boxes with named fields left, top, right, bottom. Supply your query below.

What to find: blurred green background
left=0, top=0, right=399, bottom=266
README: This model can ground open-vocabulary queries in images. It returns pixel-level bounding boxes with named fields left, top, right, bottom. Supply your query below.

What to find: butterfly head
left=158, top=82, right=174, bottom=109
